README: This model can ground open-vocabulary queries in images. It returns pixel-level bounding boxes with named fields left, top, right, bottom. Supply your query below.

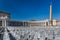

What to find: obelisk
left=50, top=3, right=53, bottom=26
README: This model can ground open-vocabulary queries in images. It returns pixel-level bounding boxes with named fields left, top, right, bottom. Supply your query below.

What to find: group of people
left=7, top=27, right=60, bottom=40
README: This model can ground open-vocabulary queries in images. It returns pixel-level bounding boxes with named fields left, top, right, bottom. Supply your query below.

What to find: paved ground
left=1, top=27, right=60, bottom=40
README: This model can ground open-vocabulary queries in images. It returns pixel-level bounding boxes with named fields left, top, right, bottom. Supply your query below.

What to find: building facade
left=0, top=11, right=60, bottom=27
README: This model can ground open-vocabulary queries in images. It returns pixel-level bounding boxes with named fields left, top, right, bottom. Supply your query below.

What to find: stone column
left=45, top=22, right=47, bottom=26
left=2, top=20, right=5, bottom=27
left=2, top=19, right=6, bottom=27
left=23, top=22, right=24, bottom=26
left=5, top=20, right=6, bottom=27
left=50, top=4, right=53, bottom=26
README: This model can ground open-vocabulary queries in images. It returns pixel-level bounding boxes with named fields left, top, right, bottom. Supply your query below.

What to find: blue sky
left=0, top=0, right=60, bottom=20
